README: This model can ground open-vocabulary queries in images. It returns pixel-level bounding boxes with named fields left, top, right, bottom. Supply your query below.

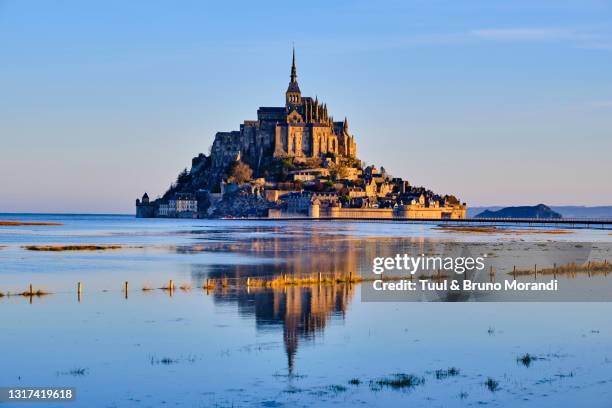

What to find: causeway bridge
left=253, top=216, right=612, bottom=230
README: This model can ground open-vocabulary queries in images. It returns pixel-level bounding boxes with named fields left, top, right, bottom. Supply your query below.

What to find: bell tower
left=285, top=47, right=301, bottom=108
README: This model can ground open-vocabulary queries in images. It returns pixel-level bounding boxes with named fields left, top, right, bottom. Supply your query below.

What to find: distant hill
left=468, top=205, right=612, bottom=219
left=474, top=204, right=562, bottom=219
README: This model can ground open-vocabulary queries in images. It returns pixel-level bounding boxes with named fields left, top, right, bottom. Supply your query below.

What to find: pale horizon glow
left=1, top=0, right=611, bottom=213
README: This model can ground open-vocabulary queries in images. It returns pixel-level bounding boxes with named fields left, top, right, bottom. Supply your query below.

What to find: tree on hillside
left=177, top=168, right=191, bottom=185
left=226, top=160, right=253, bottom=184
left=445, top=195, right=460, bottom=205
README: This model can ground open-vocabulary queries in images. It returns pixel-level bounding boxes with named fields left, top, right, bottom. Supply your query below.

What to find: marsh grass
left=4, top=287, right=52, bottom=297
left=19, top=289, right=51, bottom=297
left=417, top=273, right=449, bottom=280
left=435, top=226, right=571, bottom=235
left=150, top=356, right=178, bottom=365
left=0, top=221, right=62, bottom=226
left=69, top=368, right=87, bottom=376
left=327, top=385, right=347, bottom=393
left=484, top=377, right=500, bottom=392
left=517, top=353, right=539, bottom=367
left=434, top=367, right=460, bottom=379
left=247, top=273, right=363, bottom=287
left=510, top=260, right=612, bottom=276
left=23, top=244, right=123, bottom=251
left=348, top=378, right=361, bottom=386
left=203, top=273, right=404, bottom=290
left=58, top=368, right=87, bottom=377
left=245, top=273, right=408, bottom=288
left=370, top=374, right=424, bottom=391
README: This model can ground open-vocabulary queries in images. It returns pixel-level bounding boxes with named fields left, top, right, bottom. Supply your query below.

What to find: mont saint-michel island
left=136, top=50, right=467, bottom=220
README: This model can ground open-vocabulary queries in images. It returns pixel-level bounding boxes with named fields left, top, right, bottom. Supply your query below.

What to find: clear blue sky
left=1, top=0, right=611, bottom=213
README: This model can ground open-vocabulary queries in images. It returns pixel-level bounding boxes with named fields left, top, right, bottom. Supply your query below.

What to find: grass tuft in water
left=150, top=356, right=178, bottom=365
left=57, top=368, right=87, bottom=377
left=327, top=385, right=347, bottom=393
left=69, top=368, right=87, bottom=376
left=435, top=367, right=460, bottom=379
left=484, top=377, right=500, bottom=392
left=517, top=353, right=539, bottom=367
left=370, top=373, right=424, bottom=390
left=17, top=288, right=51, bottom=297
left=348, top=378, right=361, bottom=386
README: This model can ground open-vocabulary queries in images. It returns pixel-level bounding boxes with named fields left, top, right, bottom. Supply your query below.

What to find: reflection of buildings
left=185, top=225, right=466, bottom=371
left=262, top=285, right=352, bottom=373
left=202, top=283, right=353, bottom=373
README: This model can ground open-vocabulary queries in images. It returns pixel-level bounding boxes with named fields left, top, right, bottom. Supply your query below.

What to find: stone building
left=209, top=49, right=357, bottom=179
left=285, top=191, right=338, bottom=214
left=135, top=193, right=156, bottom=218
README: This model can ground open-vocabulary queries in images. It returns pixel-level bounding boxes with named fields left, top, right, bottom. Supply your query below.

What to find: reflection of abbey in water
left=211, top=284, right=354, bottom=373
left=185, top=226, right=469, bottom=370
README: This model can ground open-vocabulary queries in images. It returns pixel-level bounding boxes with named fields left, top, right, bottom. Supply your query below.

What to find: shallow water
left=1, top=215, right=612, bottom=407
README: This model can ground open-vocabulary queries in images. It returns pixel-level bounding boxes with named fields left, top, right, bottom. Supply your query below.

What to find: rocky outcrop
left=210, top=186, right=280, bottom=218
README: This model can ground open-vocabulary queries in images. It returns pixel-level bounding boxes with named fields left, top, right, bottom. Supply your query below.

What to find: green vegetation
left=177, top=168, right=192, bottom=185
left=226, top=160, right=253, bottom=184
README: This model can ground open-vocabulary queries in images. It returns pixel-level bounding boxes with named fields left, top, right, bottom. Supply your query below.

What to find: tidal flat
left=1, top=214, right=612, bottom=407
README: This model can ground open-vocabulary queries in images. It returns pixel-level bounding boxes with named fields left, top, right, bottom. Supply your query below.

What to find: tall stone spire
left=290, top=46, right=297, bottom=83
left=286, top=46, right=301, bottom=107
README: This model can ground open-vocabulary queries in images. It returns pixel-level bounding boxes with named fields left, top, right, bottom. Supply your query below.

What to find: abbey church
left=210, top=49, right=357, bottom=173
left=137, top=49, right=467, bottom=220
